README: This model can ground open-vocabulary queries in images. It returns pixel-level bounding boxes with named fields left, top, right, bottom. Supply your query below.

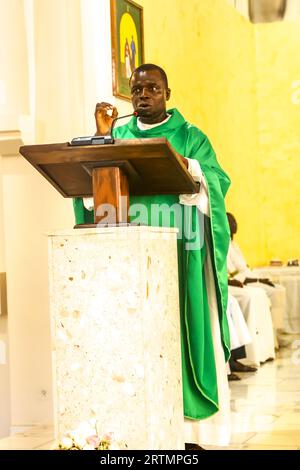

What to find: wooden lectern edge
left=19, top=138, right=193, bottom=180
left=73, top=222, right=147, bottom=229
left=19, top=137, right=168, bottom=152
left=19, top=137, right=199, bottom=197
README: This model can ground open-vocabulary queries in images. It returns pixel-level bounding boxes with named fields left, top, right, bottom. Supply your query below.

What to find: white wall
left=2, top=154, right=74, bottom=426
left=0, top=0, right=29, bottom=131
left=0, top=0, right=133, bottom=430
left=0, top=152, right=11, bottom=437
left=0, top=315, right=10, bottom=438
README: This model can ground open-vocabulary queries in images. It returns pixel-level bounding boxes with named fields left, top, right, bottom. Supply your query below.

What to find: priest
left=73, top=64, right=231, bottom=446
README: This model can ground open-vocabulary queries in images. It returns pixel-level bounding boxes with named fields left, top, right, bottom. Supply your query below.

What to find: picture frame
left=110, top=0, right=145, bottom=101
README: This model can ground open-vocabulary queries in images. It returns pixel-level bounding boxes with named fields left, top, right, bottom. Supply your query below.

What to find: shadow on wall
left=229, top=0, right=300, bottom=22
left=249, top=0, right=287, bottom=23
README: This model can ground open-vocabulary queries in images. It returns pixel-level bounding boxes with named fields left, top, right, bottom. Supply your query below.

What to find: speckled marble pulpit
left=48, top=226, right=184, bottom=450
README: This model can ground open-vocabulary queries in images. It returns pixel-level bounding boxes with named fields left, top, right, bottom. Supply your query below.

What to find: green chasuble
left=73, top=108, right=231, bottom=420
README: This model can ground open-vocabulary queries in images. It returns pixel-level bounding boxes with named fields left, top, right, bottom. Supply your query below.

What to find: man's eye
left=132, top=88, right=141, bottom=94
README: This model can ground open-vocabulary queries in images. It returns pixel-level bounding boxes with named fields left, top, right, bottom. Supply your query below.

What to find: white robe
left=227, top=293, right=252, bottom=351
left=228, top=240, right=286, bottom=331
left=184, top=230, right=231, bottom=446
left=229, top=285, right=275, bottom=365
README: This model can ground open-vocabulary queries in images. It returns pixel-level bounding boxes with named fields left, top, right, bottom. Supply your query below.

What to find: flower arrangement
left=57, top=419, right=120, bottom=450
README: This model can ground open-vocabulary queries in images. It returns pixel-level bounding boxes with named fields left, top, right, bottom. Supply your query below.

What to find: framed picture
left=110, top=0, right=144, bottom=101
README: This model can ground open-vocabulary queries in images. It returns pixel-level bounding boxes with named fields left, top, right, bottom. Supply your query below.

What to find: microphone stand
left=70, top=112, right=138, bottom=146
left=110, top=112, right=137, bottom=142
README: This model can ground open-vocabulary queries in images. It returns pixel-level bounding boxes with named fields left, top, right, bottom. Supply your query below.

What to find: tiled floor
left=0, top=339, right=300, bottom=450
left=206, top=337, right=300, bottom=450
left=0, top=425, right=55, bottom=450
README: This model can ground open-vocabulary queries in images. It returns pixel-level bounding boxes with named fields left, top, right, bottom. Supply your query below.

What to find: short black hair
left=129, top=63, right=169, bottom=88
left=226, top=212, right=238, bottom=235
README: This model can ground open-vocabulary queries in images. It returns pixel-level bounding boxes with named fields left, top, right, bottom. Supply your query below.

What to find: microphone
left=110, top=111, right=138, bottom=137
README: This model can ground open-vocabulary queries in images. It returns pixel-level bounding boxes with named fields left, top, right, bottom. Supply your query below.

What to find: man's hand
left=94, top=102, right=118, bottom=136
left=228, top=279, right=244, bottom=288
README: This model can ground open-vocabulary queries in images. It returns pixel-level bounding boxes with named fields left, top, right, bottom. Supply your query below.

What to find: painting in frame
left=110, top=0, right=145, bottom=101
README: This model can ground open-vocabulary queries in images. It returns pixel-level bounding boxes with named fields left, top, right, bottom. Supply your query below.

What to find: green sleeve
left=185, top=128, right=231, bottom=197
left=73, top=197, right=94, bottom=225
left=185, top=127, right=231, bottom=360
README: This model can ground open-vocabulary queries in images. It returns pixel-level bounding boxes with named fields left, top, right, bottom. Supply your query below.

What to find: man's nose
left=141, top=87, right=150, bottom=98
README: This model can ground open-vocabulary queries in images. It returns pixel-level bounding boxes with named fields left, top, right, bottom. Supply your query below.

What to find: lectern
left=19, top=138, right=198, bottom=224
left=19, top=138, right=191, bottom=450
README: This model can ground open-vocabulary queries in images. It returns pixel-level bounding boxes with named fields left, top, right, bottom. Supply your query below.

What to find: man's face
left=130, top=69, right=171, bottom=124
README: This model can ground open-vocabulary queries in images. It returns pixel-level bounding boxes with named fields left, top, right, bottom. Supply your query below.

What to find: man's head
left=129, top=64, right=171, bottom=124
left=227, top=212, right=238, bottom=239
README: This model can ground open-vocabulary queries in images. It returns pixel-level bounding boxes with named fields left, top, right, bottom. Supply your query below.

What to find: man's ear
left=166, top=88, right=171, bottom=101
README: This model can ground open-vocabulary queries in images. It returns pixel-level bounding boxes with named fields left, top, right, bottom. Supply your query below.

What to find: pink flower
left=86, top=435, right=100, bottom=448
left=102, top=432, right=114, bottom=442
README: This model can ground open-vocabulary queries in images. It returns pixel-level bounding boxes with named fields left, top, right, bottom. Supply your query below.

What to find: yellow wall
left=139, top=0, right=300, bottom=266
left=255, top=23, right=300, bottom=263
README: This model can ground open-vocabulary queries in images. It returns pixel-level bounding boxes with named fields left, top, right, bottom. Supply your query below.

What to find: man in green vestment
left=73, top=64, right=231, bottom=425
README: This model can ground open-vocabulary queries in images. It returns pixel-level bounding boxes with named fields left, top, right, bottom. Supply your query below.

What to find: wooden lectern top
left=19, top=138, right=199, bottom=198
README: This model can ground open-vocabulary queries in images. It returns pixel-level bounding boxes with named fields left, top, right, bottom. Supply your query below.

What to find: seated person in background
left=227, top=212, right=274, bottom=288
left=228, top=281, right=276, bottom=366
left=227, top=212, right=286, bottom=345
